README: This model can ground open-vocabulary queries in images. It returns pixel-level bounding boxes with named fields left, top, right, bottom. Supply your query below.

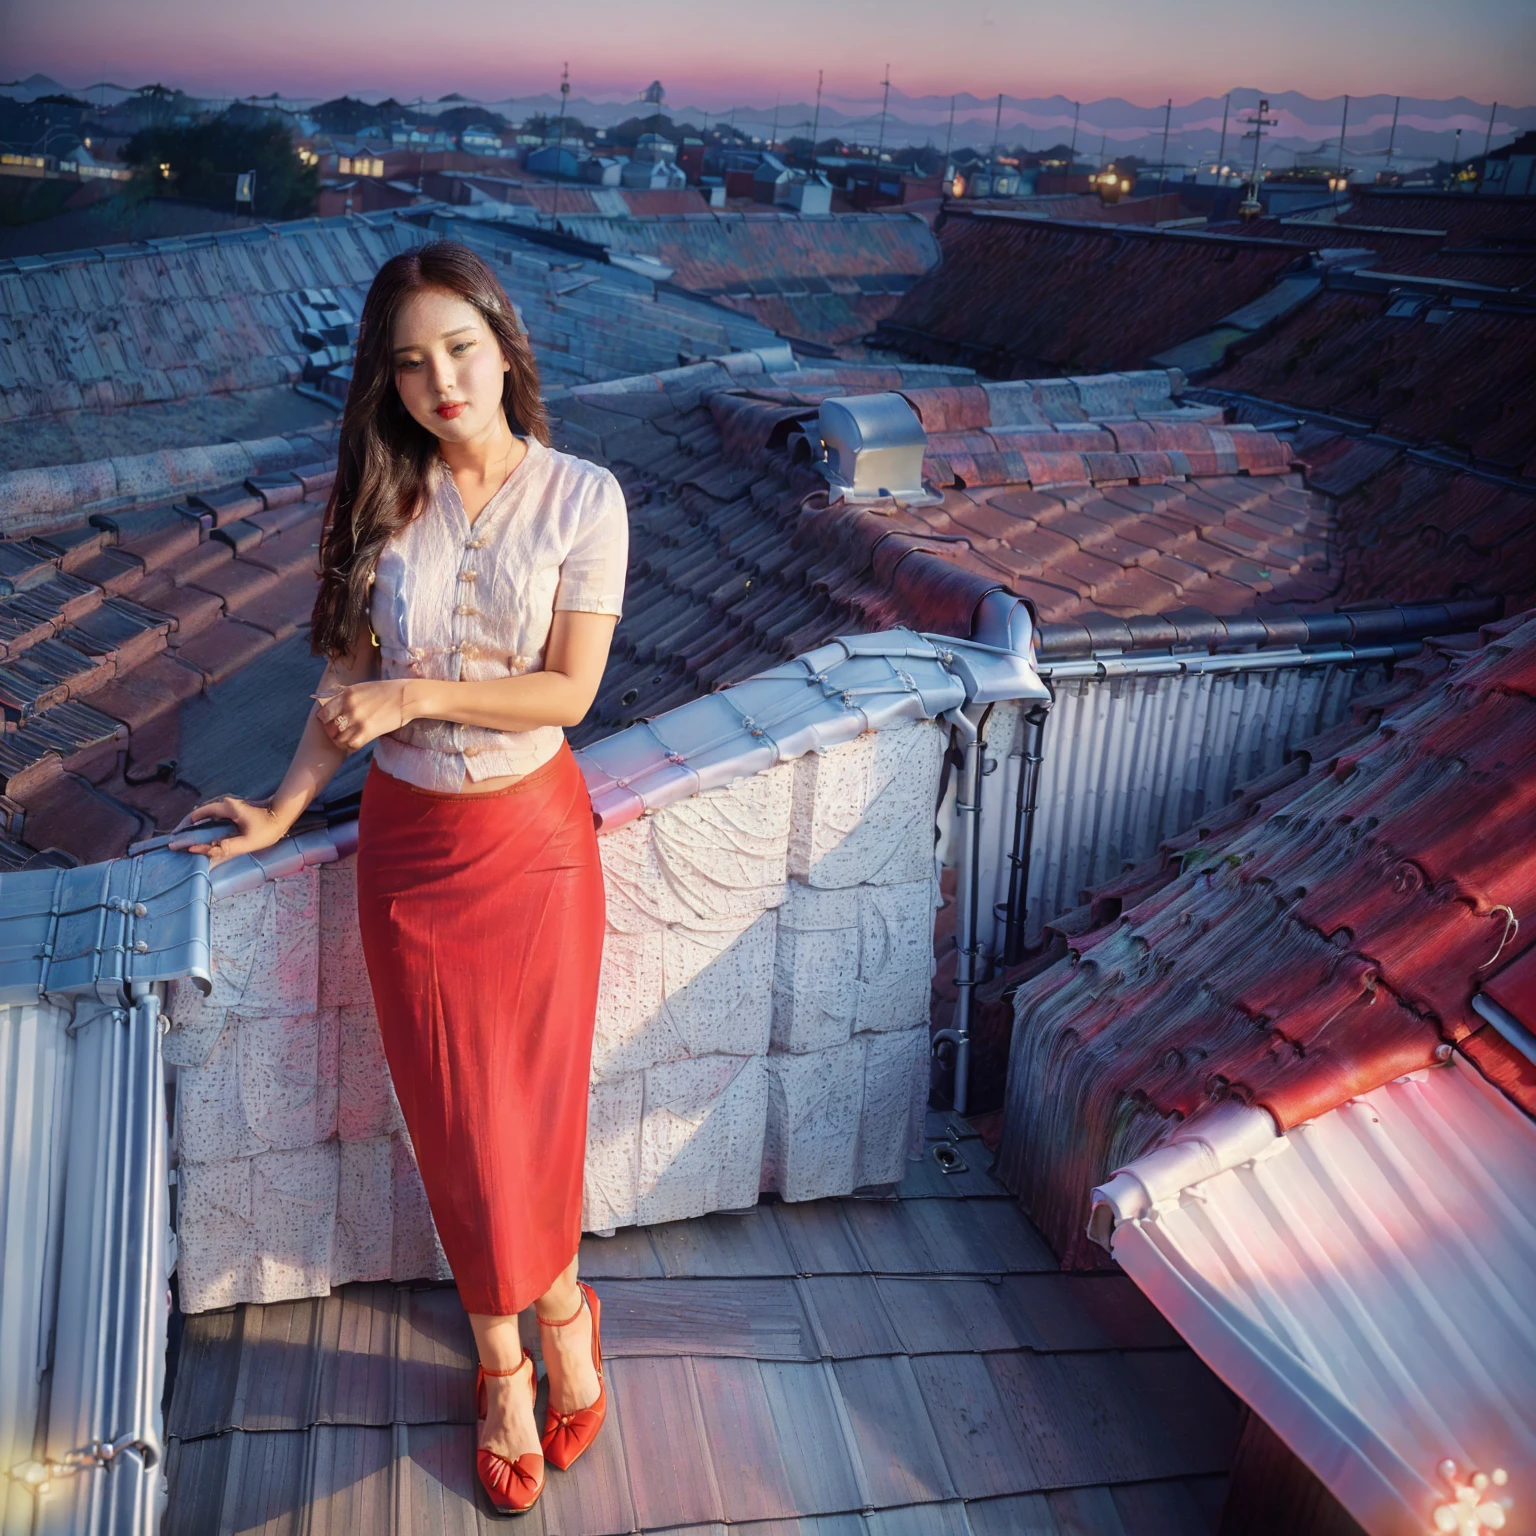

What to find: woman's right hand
left=169, top=795, right=292, bottom=867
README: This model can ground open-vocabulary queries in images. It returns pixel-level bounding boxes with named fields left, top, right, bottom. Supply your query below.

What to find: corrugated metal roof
left=1100, top=1055, right=1535, bottom=1536
left=160, top=1116, right=1241, bottom=1534
left=0, top=848, right=212, bottom=1535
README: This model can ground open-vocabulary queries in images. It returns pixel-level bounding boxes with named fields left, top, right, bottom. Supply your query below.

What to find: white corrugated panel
left=1109, top=1057, right=1536, bottom=1536
left=1022, top=663, right=1378, bottom=941
left=0, top=1001, right=72, bottom=1536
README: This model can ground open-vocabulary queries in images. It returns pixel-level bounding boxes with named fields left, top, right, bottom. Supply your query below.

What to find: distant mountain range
left=9, top=72, right=1532, bottom=168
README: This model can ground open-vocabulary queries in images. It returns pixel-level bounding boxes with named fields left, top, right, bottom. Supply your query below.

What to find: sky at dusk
left=6, top=0, right=1532, bottom=110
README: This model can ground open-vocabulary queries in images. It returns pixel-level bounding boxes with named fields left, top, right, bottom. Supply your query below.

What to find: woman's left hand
left=314, top=679, right=413, bottom=752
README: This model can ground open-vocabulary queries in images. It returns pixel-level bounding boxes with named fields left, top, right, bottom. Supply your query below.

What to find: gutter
left=931, top=703, right=986, bottom=1117
left=1471, top=992, right=1536, bottom=1066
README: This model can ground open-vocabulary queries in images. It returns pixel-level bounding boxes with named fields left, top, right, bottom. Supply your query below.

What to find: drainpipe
left=1002, top=695, right=1050, bottom=966
left=932, top=703, right=987, bottom=1117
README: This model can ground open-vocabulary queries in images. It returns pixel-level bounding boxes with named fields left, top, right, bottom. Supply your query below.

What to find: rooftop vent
left=815, top=393, right=938, bottom=505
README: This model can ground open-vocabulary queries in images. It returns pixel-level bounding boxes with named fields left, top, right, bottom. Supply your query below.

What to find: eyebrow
left=392, top=326, right=477, bottom=355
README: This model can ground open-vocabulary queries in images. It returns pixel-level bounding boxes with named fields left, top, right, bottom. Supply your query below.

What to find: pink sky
left=10, top=0, right=1533, bottom=108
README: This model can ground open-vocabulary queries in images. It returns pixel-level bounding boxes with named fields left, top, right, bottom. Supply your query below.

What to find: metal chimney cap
left=815, top=391, right=940, bottom=506
left=817, top=392, right=927, bottom=454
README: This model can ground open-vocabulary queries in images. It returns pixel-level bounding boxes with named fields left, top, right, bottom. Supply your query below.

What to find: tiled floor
left=163, top=1116, right=1238, bottom=1534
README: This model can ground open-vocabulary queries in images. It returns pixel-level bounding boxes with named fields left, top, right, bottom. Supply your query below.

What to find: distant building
left=317, top=176, right=423, bottom=218
left=753, top=153, right=794, bottom=204
left=785, top=171, right=833, bottom=214
left=1483, top=130, right=1536, bottom=195
left=622, top=157, right=686, bottom=191
left=525, top=144, right=586, bottom=179
left=458, top=126, right=503, bottom=155
left=580, top=155, right=627, bottom=187
left=390, top=126, right=451, bottom=150
left=677, top=137, right=705, bottom=183
left=953, top=163, right=1034, bottom=199
left=622, top=133, right=686, bottom=190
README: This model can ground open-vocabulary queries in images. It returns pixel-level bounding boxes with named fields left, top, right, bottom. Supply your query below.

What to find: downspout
left=932, top=702, right=988, bottom=1117
left=1002, top=694, right=1051, bottom=966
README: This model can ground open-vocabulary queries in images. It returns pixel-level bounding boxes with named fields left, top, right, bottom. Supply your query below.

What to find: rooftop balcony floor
left=163, top=1116, right=1239, bottom=1535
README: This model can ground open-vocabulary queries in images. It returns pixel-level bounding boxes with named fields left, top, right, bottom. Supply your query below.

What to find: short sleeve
left=554, top=468, right=628, bottom=618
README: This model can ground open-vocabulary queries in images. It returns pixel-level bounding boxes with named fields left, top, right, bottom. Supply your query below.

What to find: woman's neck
left=438, top=409, right=518, bottom=481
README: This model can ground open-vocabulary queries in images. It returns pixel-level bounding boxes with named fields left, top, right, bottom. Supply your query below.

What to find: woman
left=172, top=240, right=626, bottom=1516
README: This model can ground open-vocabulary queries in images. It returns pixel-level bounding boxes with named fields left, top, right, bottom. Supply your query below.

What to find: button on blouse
left=369, top=438, right=628, bottom=792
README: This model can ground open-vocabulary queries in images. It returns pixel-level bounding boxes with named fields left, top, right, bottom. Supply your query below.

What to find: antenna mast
left=874, top=64, right=891, bottom=163
left=1242, top=95, right=1277, bottom=184
left=550, top=62, right=569, bottom=224
left=810, top=69, right=823, bottom=165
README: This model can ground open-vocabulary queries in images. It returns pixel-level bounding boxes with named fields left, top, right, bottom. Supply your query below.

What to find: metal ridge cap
left=1088, top=1100, right=1280, bottom=1249
left=1038, top=640, right=1416, bottom=680
left=576, top=621, right=1049, bottom=830
left=958, top=207, right=1312, bottom=252
left=207, top=820, right=354, bottom=899
left=1034, top=598, right=1505, bottom=667
left=1327, top=266, right=1536, bottom=304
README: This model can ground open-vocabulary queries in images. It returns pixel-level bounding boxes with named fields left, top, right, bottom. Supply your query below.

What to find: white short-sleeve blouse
left=369, top=438, right=628, bottom=792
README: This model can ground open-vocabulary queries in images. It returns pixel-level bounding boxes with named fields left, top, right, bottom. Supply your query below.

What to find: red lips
left=436, top=402, right=466, bottom=420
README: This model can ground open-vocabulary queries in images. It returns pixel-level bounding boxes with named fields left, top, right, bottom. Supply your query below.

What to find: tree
left=521, top=112, right=587, bottom=142
left=432, top=105, right=508, bottom=136
left=124, top=114, right=318, bottom=218
left=312, top=96, right=384, bottom=135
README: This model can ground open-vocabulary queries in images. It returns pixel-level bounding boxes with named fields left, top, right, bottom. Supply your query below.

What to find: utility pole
left=943, top=92, right=956, bottom=165
left=1449, top=125, right=1462, bottom=187
left=1098, top=129, right=1106, bottom=170
left=770, top=94, right=780, bottom=155
left=1384, top=95, right=1399, bottom=178
left=991, top=91, right=1003, bottom=166
left=1479, top=101, right=1497, bottom=191
left=810, top=69, right=823, bottom=165
left=1242, top=95, right=1277, bottom=186
left=874, top=64, right=891, bottom=163
left=1068, top=100, right=1080, bottom=164
left=1159, top=97, right=1171, bottom=185
left=1215, top=91, right=1230, bottom=183
left=550, top=62, right=569, bottom=224
left=1334, top=93, right=1349, bottom=185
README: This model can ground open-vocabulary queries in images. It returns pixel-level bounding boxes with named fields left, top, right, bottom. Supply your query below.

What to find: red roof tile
left=875, top=212, right=1306, bottom=376
left=996, top=613, right=1536, bottom=1266
left=1214, top=294, right=1536, bottom=474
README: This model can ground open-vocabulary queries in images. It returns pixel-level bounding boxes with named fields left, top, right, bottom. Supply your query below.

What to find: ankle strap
left=537, top=1292, right=587, bottom=1329
left=480, top=1353, right=532, bottom=1377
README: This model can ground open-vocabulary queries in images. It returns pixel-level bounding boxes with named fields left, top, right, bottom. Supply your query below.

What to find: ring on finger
left=336, top=713, right=349, bottom=729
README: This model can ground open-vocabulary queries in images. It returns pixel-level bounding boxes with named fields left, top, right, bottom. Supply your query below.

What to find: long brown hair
left=310, top=239, right=549, bottom=658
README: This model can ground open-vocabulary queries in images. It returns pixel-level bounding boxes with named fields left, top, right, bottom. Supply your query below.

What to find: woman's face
left=390, top=286, right=511, bottom=443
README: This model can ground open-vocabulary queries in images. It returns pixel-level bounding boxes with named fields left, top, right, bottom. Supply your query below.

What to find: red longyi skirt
left=355, top=739, right=606, bottom=1317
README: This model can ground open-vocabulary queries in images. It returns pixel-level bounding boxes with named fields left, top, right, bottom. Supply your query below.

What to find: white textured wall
left=169, top=719, right=943, bottom=1311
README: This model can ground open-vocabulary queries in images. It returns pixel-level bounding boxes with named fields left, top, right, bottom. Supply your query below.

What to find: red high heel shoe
left=538, top=1282, right=606, bottom=1471
left=475, top=1350, right=544, bottom=1515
